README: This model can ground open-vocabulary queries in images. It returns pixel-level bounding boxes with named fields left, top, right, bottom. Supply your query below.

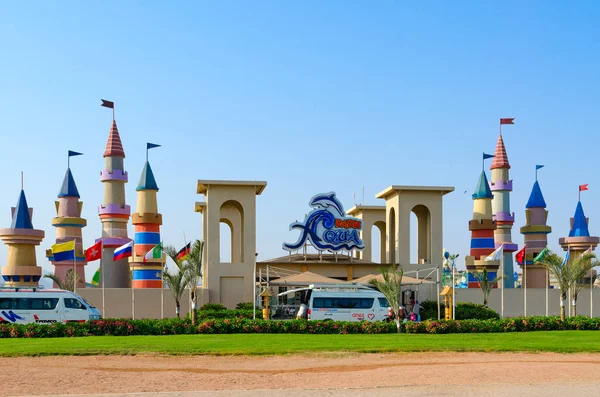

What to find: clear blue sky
left=1, top=1, right=600, bottom=285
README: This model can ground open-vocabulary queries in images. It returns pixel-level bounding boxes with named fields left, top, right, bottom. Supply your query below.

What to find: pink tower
left=96, top=120, right=132, bottom=287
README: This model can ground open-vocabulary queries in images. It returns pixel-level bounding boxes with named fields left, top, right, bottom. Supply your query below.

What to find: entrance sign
left=283, top=192, right=365, bottom=252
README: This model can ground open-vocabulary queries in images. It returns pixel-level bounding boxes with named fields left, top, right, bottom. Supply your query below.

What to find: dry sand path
left=3, top=353, right=600, bottom=397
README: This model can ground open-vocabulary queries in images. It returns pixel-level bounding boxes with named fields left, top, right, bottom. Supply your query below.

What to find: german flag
left=176, top=242, right=191, bottom=261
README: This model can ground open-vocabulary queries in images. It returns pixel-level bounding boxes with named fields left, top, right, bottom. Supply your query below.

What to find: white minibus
left=0, top=289, right=102, bottom=324
left=279, top=284, right=391, bottom=322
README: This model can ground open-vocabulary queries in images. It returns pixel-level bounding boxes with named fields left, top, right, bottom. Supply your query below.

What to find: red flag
left=500, top=118, right=515, bottom=125
left=101, top=99, right=114, bottom=109
left=515, top=245, right=526, bottom=265
left=579, top=184, right=589, bottom=192
left=85, top=241, right=102, bottom=262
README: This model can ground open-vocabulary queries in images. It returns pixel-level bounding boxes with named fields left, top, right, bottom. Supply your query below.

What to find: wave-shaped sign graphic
left=283, top=192, right=365, bottom=252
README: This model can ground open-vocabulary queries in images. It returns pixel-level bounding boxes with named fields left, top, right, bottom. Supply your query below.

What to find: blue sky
left=1, top=1, right=600, bottom=284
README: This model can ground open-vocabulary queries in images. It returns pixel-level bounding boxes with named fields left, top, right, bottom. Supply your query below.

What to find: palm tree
left=44, top=269, right=79, bottom=292
left=181, top=240, right=204, bottom=325
left=163, top=245, right=188, bottom=319
left=568, top=252, right=596, bottom=316
left=369, top=264, right=403, bottom=333
left=538, top=252, right=570, bottom=320
left=470, top=268, right=502, bottom=307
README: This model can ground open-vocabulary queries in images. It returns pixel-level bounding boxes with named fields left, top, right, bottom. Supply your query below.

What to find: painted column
left=559, top=201, right=599, bottom=266
left=490, top=133, right=517, bottom=288
left=0, top=189, right=45, bottom=288
left=46, top=168, right=87, bottom=287
left=520, top=180, right=552, bottom=288
left=96, top=120, right=132, bottom=288
left=129, top=161, right=165, bottom=288
left=465, top=171, right=499, bottom=287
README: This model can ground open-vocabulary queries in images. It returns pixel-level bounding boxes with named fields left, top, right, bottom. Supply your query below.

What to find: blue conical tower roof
left=472, top=171, right=493, bottom=199
left=526, top=181, right=546, bottom=208
left=58, top=168, right=80, bottom=198
left=11, top=190, right=33, bottom=229
left=136, top=161, right=159, bottom=191
left=569, top=201, right=590, bottom=237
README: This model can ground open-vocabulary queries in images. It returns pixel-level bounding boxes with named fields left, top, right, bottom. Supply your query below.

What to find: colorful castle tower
left=46, top=167, right=87, bottom=288
left=129, top=155, right=166, bottom=288
left=96, top=120, right=132, bottom=288
left=520, top=179, right=552, bottom=288
left=490, top=134, right=517, bottom=288
left=0, top=187, right=45, bottom=288
left=465, top=170, right=499, bottom=287
left=558, top=199, right=599, bottom=265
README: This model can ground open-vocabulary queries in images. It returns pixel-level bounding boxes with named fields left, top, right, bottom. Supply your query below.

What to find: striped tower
left=559, top=200, right=599, bottom=269
left=46, top=168, right=87, bottom=288
left=129, top=160, right=166, bottom=288
left=520, top=180, right=552, bottom=288
left=465, top=170, right=499, bottom=288
left=490, top=134, right=517, bottom=288
left=96, top=120, right=132, bottom=288
left=0, top=189, right=45, bottom=288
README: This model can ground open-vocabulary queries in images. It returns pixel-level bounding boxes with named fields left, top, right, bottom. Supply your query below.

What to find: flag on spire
left=500, top=118, right=515, bottom=125
left=483, top=153, right=495, bottom=160
left=536, top=165, right=544, bottom=170
left=101, top=99, right=114, bottom=109
left=579, top=184, right=589, bottom=192
left=68, top=151, right=83, bottom=157
left=147, top=143, right=161, bottom=150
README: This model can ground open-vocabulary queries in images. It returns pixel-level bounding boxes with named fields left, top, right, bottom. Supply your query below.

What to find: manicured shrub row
left=195, top=309, right=255, bottom=320
left=420, top=301, right=500, bottom=321
left=2, top=316, right=600, bottom=338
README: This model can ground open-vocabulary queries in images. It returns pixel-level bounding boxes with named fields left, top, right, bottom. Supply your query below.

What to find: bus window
left=378, top=297, right=390, bottom=307
left=30, top=298, right=59, bottom=310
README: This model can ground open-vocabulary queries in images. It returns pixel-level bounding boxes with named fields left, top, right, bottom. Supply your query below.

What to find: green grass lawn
left=0, top=331, right=599, bottom=357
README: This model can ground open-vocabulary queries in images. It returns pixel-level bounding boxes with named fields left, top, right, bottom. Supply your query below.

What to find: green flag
left=533, top=247, right=548, bottom=263
left=91, top=269, right=100, bottom=286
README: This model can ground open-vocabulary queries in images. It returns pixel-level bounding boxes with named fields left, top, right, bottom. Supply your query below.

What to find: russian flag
left=114, top=241, right=133, bottom=261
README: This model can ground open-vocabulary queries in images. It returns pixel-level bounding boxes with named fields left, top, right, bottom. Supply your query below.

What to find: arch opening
left=389, top=208, right=396, bottom=264
left=219, top=200, right=245, bottom=263
left=411, top=204, right=431, bottom=265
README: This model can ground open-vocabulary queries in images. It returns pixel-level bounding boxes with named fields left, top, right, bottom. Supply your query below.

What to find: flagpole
left=452, top=258, right=456, bottom=320
left=161, top=240, right=164, bottom=320
left=73, top=238, right=77, bottom=294
left=501, top=246, right=504, bottom=318
left=101, top=240, right=105, bottom=318
left=545, top=265, right=549, bottom=317
left=524, top=257, right=527, bottom=317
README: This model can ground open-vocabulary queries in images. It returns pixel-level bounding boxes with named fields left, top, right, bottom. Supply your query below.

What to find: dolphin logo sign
left=283, top=192, right=365, bottom=253
left=1, top=310, right=25, bottom=323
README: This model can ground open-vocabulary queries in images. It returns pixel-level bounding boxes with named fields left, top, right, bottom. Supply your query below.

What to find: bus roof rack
left=308, top=283, right=373, bottom=290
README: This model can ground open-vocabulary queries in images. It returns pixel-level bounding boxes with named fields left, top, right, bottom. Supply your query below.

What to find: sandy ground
left=3, top=353, right=600, bottom=397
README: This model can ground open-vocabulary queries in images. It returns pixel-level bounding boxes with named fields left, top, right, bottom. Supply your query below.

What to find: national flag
left=561, top=250, right=570, bottom=267
left=533, top=247, right=548, bottom=263
left=500, top=118, right=515, bottom=125
left=113, top=241, right=133, bottom=261
left=515, top=245, right=526, bottom=265
left=581, top=246, right=593, bottom=258
left=91, top=269, right=100, bottom=286
left=143, top=243, right=163, bottom=263
left=485, top=246, right=503, bottom=261
left=176, top=242, right=191, bottom=261
left=483, top=153, right=495, bottom=160
left=147, top=143, right=161, bottom=150
left=51, top=240, right=76, bottom=262
left=68, top=150, right=83, bottom=157
left=579, top=184, right=589, bottom=192
left=85, top=241, right=102, bottom=262
left=101, top=99, right=114, bottom=109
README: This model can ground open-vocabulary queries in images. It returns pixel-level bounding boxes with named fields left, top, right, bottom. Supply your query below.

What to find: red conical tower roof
left=490, top=133, right=510, bottom=169
left=103, top=120, right=125, bottom=158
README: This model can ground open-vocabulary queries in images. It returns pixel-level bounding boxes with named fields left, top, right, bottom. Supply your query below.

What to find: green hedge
left=196, top=310, right=254, bottom=320
left=420, top=300, right=499, bottom=321
left=2, top=316, right=600, bottom=338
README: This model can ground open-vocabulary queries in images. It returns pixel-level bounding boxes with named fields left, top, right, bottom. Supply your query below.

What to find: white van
left=0, top=289, right=102, bottom=324
left=279, top=284, right=391, bottom=322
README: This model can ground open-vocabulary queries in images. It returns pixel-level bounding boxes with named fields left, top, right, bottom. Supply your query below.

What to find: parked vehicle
left=0, top=288, right=102, bottom=324
left=278, top=284, right=390, bottom=322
